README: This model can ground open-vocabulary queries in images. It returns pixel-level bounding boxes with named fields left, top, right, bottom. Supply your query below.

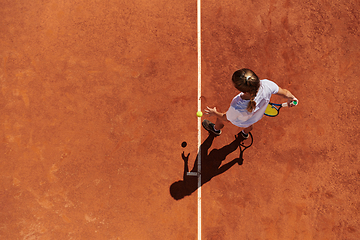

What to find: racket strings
left=265, top=104, right=279, bottom=117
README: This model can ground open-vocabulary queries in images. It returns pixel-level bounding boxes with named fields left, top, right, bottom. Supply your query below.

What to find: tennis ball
left=196, top=111, right=203, bottom=117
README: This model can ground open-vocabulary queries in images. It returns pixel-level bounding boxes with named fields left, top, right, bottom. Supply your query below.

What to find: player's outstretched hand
left=205, top=106, right=218, bottom=116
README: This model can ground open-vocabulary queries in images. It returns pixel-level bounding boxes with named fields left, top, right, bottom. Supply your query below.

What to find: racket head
left=264, top=103, right=281, bottom=117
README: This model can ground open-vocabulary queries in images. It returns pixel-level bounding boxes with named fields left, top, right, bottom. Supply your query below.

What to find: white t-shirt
left=226, top=79, right=279, bottom=128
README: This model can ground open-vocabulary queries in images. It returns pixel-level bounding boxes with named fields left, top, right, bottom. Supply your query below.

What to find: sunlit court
left=1, top=0, right=360, bottom=239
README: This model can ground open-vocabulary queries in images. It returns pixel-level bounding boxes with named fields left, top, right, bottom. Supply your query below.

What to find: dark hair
left=232, top=68, right=260, bottom=112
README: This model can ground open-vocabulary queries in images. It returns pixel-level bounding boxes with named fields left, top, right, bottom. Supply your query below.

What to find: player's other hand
left=205, top=106, right=218, bottom=116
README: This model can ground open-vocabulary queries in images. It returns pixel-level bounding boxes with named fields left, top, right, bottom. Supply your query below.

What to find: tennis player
left=203, top=68, right=298, bottom=138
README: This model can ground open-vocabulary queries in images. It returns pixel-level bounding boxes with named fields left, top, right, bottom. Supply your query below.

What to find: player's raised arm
left=276, top=87, right=299, bottom=107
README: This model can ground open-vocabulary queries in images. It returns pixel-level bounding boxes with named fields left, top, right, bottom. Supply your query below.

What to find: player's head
left=232, top=68, right=260, bottom=94
left=232, top=68, right=260, bottom=112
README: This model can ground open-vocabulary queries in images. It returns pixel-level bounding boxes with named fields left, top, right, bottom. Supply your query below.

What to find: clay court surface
left=1, top=0, right=360, bottom=239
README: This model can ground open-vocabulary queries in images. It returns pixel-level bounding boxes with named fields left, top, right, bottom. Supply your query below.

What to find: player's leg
left=214, top=113, right=229, bottom=130
left=202, top=114, right=227, bottom=136
left=240, top=125, right=253, bottom=139
left=243, top=125, right=253, bottom=134
left=214, top=116, right=225, bottom=130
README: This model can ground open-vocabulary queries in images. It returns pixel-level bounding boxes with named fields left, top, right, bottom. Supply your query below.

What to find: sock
left=212, top=125, right=220, bottom=132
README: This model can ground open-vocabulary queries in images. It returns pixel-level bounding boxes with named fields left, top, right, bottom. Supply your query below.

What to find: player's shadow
left=170, top=133, right=248, bottom=200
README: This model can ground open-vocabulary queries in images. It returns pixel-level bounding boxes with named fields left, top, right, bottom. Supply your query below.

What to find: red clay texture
left=1, top=0, right=360, bottom=239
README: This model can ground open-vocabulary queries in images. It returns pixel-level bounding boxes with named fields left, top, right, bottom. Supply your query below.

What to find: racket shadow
left=170, top=132, right=253, bottom=200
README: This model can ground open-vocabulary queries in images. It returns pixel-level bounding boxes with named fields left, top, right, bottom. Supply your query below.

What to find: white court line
left=197, top=0, right=202, bottom=239
left=187, top=172, right=198, bottom=176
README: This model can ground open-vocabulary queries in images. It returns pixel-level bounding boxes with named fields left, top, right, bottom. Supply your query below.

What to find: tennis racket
left=264, top=100, right=298, bottom=117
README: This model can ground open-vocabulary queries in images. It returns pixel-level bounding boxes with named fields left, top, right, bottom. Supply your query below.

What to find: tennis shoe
left=240, top=131, right=249, bottom=139
left=202, top=119, right=221, bottom=136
